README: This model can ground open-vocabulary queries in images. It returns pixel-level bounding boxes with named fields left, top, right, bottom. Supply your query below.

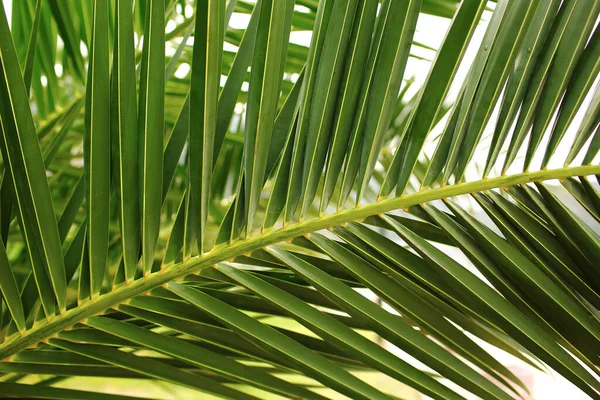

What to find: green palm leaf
left=0, top=0, right=599, bottom=399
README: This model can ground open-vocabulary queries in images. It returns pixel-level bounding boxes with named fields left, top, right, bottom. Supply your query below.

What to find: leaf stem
left=2, top=164, right=599, bottom=359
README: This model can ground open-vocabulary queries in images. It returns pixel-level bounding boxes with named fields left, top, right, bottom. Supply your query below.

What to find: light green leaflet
left=0, top=237, right=25, bottom=333
left=566, top=83, right=600, bottom=164
left=442, top=0, right=510, bottom=183
left=382, top=214, right=600, bottom=398
left=85, top=315, right=326, bottom=400
left=244, top=0, right=294, bottom=233
left=320, top=0, right=378, bottom=212
left=299, top=0, right=359, bottom=216
left=501, top=0, right=583, bottom=173
left=424, top=199, right=599, bottom=372
left=0, top=1, right=66, bottom=315
left=139, top=0, right=165, bottom=274
left=270, top=242, right=518, bottom=400
left=391, top=0, right=486, bottom=195
left=420, top=89, right=464, bottom=188
left=452, top=0, right=542, bottom=181
left=169, top=282, right=396, bottom=400
left=214, top=0, right=261, bottom=161
left=562, top=177, right=600, bottom=223
left=332, top=222, right=530, bottom=394
left=543, top=26, right=600, bottom=167
left=47, top=0, right=85, bottom=81
left=189, top=0, right=224, bottom=253
left=509, top=184, right=600, bottom=288
left=484, top=0, right=562, bottom=175
left=216, top=260, right=464, bottom=400
left=85, top=0, right=111, bottom=298
left=284, top=0, right=335, bottom=223
left=486, top=189, right=600, bottom=310
left=355, top=0, right=422, bottom=202
left=49, top=336, right=259, bottom=400
left=22, top=0, right=42, bottom=94
left=524, top=0, right=600, bottom=169
left=112, top=0, right=139, bottom=283
left=444, top=198, right=600, bottom=349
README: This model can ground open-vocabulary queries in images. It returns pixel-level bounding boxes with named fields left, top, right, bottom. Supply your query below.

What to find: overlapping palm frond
left=0, top=0, right=599, bottom=399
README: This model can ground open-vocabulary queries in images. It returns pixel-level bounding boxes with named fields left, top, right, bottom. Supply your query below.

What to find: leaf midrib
left=2, top=164, right=599, bottom=360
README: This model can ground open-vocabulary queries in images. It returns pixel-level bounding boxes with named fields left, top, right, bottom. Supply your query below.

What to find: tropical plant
left=0, top=0, right=599, bottom=398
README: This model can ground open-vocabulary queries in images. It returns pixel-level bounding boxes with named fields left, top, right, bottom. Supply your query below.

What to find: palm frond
left=0, top=0, right=599, bottom=399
